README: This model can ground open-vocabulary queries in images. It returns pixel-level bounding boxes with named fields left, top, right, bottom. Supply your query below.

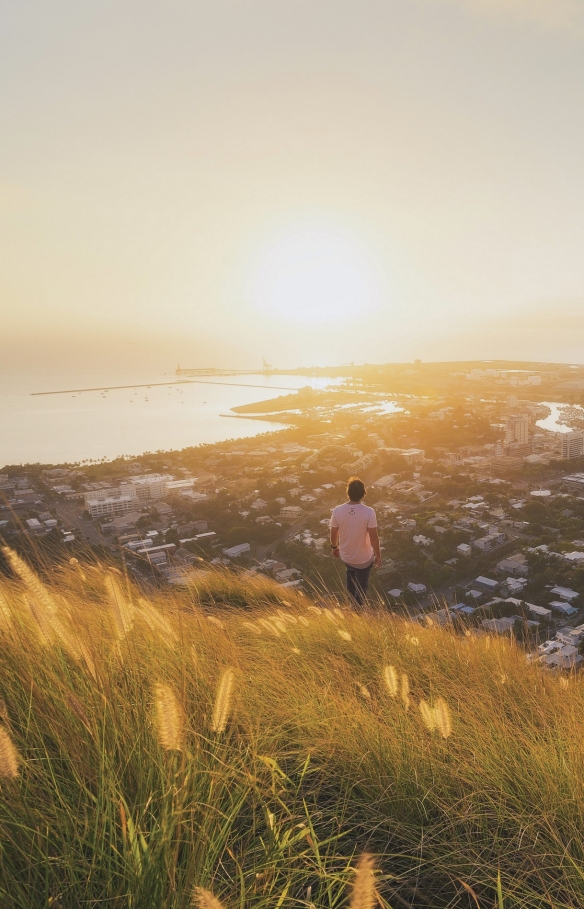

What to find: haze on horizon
left=1, top=0, right=584, bottom=376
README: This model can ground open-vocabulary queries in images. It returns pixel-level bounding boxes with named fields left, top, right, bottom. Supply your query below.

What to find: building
left=384, top=447, right=425, bottom=465
left=475, top=576, right=499, bottom=591
left=223, top=543, right=251, bottom=558
left=550, top=586, right=579, bottom=602
left=473, top=533, right=505, bottom=552
left=128, top=474, right=174, bottom=503
left=407, top=582, right=427, bottom=594
left=561, top=431, right=584, bottom=460
left=505, top=414, right=529, bottom=445
left=563, top=473, right=584, bottom=493
left=280, top=505, right=303, bottom=520
left=457, top=543, right=472, bottom=557
left=497, top=554, right=528, bottom=576
left=85, top=493, right=138, bottom=519
left=482, top=617, right=517, bottom=634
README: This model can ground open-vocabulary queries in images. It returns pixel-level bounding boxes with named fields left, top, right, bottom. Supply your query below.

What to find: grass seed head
left=419, top=699, right=436, bottom=732
left=192, top=886, right=227, bottom=909
left=350, top=853, right=376, bottom=909
left=434, top=697, right=452, bottom=739
left=383, top=665, right=399, bottom=698
left=338, top=629, right=352, bottom=642
left=2, top=546, right=56, bottom=614
left=155, top=683, right=185, bottom=752
left=211, top=668, right=235, bottom=734
left=0, top=726, right=19, bottom=780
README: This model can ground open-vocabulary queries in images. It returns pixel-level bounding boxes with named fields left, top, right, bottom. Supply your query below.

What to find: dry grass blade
left=0, top=585, right=13, bottom=632
left=137, top=597, right=178, bottom=642
left=155, top=683, right=185, bottom=752
left=0, top=726, right=20, bottom=779
left=192, top=886, right=227, bottom=909
left=105, top=573, right=135, bottom=641
left=211, top=668, right=234, bottom=734
left=350, top=853, right=376, bottom=909
left=66, top=692, right=92, bottom=732
left=400, top=673, right=410, bottom=710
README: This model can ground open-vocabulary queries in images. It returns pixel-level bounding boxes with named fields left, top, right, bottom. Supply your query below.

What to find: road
left=53, top=500, right=104, bottom=546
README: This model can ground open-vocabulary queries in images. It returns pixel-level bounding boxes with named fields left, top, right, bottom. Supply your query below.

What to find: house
left=505, top=577, right=527, bottom=594
left=557, top=624, right=584, bottom=645
left=25, top=518, right=43, bottom=532
left=280, top=505, right=303, bottom=520
left=413, top=535, right=433, bottom=546
left=407, top=582, right=427, bottom=594
left=275, top=568, right=301, bottom=581
left=475, top=576, right=499, bottom=591
left=250, top=498, right=268, bottom=510
left=550, top=586, right=579, bottom=602
left=550, top=601, right=578, bottom=616
left=497, top=554, right=528, bottom=576
left=525, top=602, right=552, bottom=620
left=473, top=533, right=505, bottom=552
left=541, top=645, right=583, bottom=670
left=482, top=617, right=518, bottom=634
left=223, top=543, right=251, bottom=558
left=457, top=543, right=472, bottom=557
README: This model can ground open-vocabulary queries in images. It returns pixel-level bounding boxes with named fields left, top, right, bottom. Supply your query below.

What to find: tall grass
left=0, top=547, right=583, bottom=907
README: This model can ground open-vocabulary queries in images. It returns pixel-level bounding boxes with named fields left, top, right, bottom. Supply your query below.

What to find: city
left=3, top=359, right=584, bottom=671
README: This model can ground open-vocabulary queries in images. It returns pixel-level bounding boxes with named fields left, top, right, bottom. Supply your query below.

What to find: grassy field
left=0, top=547, right=583, bottom=908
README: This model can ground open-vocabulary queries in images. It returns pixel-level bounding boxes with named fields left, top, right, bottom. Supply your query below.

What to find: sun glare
left=250, top=224, right=382, bottom=324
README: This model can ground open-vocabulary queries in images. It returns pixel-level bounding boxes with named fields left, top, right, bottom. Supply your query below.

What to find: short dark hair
left=347, top=477, right=366, bottom=502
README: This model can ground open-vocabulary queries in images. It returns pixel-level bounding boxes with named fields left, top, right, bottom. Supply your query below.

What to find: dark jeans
left=345, top=561, right=373, bottom=606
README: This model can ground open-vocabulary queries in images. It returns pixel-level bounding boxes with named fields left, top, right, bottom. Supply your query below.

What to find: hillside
left=0, top=548, right=583, bottom=908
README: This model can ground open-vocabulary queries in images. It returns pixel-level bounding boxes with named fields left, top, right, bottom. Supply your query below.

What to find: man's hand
left=369, top=527, right=382, bottom=569
left=330, top=526, right=340, bottom=557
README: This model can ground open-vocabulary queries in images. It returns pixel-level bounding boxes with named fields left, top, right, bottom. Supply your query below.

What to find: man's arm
left=369, top=527, right=382, bottom=568
left=330, top=525, right=340, bottom=558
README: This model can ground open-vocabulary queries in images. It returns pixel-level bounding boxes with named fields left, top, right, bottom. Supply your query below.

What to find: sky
left=1, top=0, right=584, bottom=374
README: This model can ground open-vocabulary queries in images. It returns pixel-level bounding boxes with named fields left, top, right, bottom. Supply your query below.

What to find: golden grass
left=0, top=548, right=582, bottom=907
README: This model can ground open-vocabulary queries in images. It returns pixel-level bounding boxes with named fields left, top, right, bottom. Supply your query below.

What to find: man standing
left=329, top=476, right=381, bottom=606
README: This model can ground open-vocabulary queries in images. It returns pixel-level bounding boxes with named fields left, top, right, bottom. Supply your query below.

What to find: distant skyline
left=2, top=0, right=584, bottom=374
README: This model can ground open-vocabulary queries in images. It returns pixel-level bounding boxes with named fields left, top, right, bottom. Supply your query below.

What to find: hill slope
left=0, top=548, right=582, bottom=909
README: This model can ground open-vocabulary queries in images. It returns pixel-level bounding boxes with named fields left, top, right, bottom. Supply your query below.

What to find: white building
left=407, top=582, right=427, bottom=594
left=550, top=586, right=579, bottom=602
left=128, top=474, right=174, bottom=503
left=457, top=543, right=472, bottom=557
left=85, top=493, right=138, bottom=518
left=561, top=431, right=584, bottom=460
left=223, top=543, right=251, bottom=558
left=280, top=505, right=303, bottom=519
left=385, top=447, right=425, bottom=465
left=505, top=415, right=529, bottom=445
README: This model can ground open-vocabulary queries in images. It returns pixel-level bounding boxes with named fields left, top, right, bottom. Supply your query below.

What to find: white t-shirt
left=330, top=502, right=377, bottom=568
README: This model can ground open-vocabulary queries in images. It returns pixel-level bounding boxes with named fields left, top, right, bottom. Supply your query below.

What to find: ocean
left=0, top=370, right=334, bottom=467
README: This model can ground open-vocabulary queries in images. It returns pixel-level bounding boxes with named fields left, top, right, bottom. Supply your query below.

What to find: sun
left=249, top=223, right=382, bottom=325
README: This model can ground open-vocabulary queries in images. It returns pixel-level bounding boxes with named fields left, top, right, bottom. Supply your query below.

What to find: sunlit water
left=536, top=401, right=584, bottom=434
left=0, top=371, right=337, bottom=467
